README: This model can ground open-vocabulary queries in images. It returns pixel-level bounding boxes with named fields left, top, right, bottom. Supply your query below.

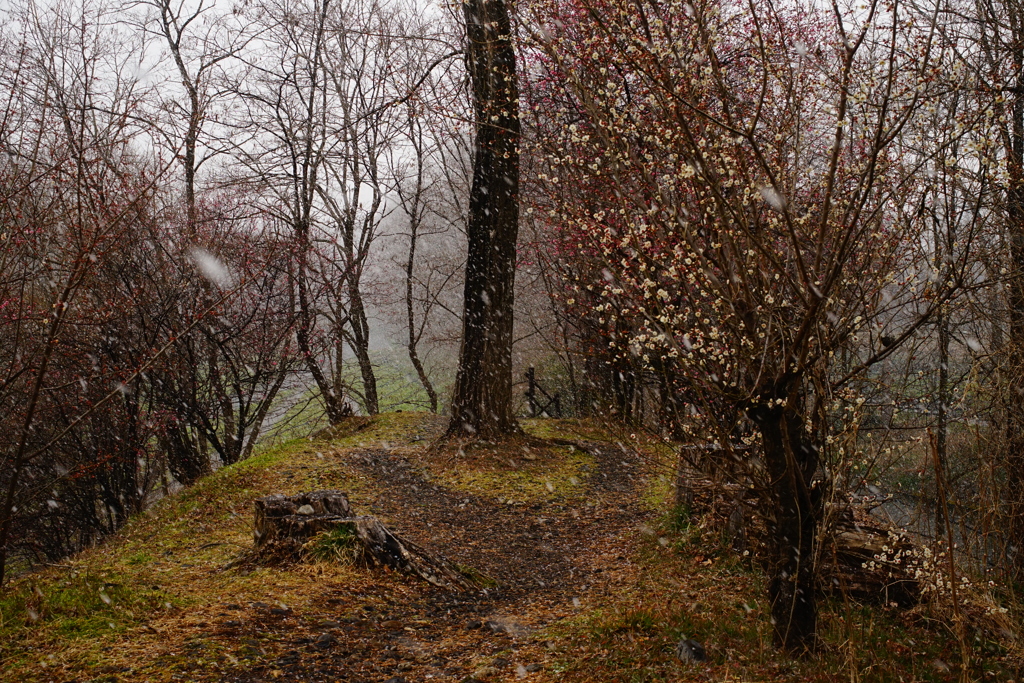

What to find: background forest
left=3, top=0, right=1024, bottom=670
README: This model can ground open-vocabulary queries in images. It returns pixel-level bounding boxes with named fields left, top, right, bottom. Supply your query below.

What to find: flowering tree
left=525, top=0, right=983, bottom=650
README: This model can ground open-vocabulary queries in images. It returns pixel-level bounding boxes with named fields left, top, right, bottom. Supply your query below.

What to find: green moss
left=124, top=552, right=152, bottom=566
left=520, top=417, right=615, bottom=442
left=321, top=411, right=445, bottom=449
left=455, top=563, right=499, bottom=588
left=438, top=445, right=594, bottom=503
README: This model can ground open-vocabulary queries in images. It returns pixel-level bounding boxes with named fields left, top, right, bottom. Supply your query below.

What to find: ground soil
left=192, top=423, right=654, bottom=682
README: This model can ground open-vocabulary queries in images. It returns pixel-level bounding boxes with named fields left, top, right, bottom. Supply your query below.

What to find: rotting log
left=249, top=490, right=474, bottom=591
left=668, top=465, right=921, bottom=605
left=823, top=512, right=920, bottom=606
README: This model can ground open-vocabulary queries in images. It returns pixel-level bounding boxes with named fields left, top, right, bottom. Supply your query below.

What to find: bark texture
left=1005, top=33, right=1024, bottom=581
left=447, top=0, right=521, bottom=438
left=750, top=402, right=819, bottom=654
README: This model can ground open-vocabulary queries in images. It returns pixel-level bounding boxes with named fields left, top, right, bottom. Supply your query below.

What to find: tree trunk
left=750, top=401, right=819, bottom=653
left=404, top=182, right=439, bottom=413
left=240, top=362, right=290, bottom=460
left=1005, top=39, right=1024, bottom=581
left=295, top=239, right=350, bottom=425
left=346, top=270, right=379, bottom=415
left=447, top=0, right=521, bottom=439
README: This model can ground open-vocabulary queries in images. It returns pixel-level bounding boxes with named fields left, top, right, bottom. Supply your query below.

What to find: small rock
left=466, top=620, right=482, bottom=630
left=491, top=657, right=509, bottom=668
left=472, top=666, right=499, bottom=679
left=484, top=617, right=532, bottom=637
left=314, top=633, right=335, bottom=648
left=381, top=619, right=404, bottom=630
left=270, top=607, right=291, bottom=616
left=526, top=663, right=543, bottom=672
left=321, top=619, right=341, bottom=628
left=225, top=604, right=241, bottom=610
left=297, top=504, right=315, bottom=515
left=676, top=637, right=707, bottom=662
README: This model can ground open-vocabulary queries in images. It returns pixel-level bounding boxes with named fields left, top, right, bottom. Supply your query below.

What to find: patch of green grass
left=438, top=444, right=595, bottom=503
left=124, top=551, right=152, bottom=566
left=663, top=504, right=692, bottom=534
left=0, top=570, right=168, bottom=646
left=303, top=526, right=360, bottom=564
left=260, top=389, right=330, bottom=446
left=520, top=417, right=615, bottom=442
left=370, top=350, right=450, bottom=413
left=642, top=471, right=677, bottom=513
left=323, top=411, right=445, bottom=449
left=455, top=563, right=499, bottom=588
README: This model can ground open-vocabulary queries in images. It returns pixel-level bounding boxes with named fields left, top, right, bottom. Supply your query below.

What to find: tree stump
left=250, top=490, right=475, bottom=591
left=254, top=490, right=353, bottom=552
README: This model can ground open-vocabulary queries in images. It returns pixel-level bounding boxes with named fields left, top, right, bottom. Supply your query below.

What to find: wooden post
left=525, top=367, right=537, bottom=417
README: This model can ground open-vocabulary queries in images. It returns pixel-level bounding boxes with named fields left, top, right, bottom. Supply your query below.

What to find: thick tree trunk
left=750, top=402, right=819, bottom=653
left=161, top=422, right=211, bottom=486
left=447, top=0, right=521, bottom=439
left=1005, top=43, right=1024, bottom=581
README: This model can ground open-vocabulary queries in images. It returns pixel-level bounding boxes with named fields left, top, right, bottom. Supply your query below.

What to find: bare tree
left=0, top=0, right=166, bottom=585
left=138, top=0, right=254, bottom=230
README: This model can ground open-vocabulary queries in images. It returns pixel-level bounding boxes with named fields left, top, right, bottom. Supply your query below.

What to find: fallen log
left=667, top=470, right=921, bottom=605
left=248, top=490, right=475, bottom=591
left=823, top=512, right=920, bottom=606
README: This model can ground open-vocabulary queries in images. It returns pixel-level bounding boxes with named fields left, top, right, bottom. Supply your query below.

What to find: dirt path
left=217, top=436, right=654, bottom=683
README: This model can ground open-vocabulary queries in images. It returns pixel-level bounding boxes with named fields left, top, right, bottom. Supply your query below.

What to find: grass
left=426, top=442, right=595, bottom=504
left=302, top=527, right=360, bottom=564
left=1, top=411, right=1020, bottom=682
left=540, top=498, right=1022, bottom=683
left=0, top=429, right=380, bottom=681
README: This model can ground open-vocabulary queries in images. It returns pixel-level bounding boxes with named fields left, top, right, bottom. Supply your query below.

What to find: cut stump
left=250, top=490, right=474, bottom=591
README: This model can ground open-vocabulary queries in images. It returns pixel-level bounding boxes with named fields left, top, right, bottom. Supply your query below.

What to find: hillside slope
left=0, top=413, right=1017, bottom=682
